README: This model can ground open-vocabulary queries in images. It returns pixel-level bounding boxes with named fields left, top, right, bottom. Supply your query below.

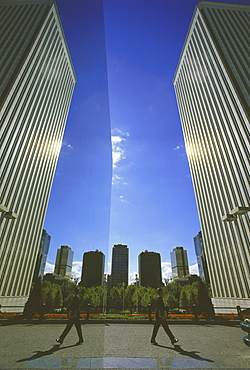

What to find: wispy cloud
left=189, top=262, right=199, bottom=275
left=72, top=261, right=82, bottom=279
left=111, top=129, right=129, bottom=169
left=62, top=141, right=74, bottom=149
left=112, top=174, right=122, bottom=185
left=44, top=261, right=82, bottom=280
left=111, top=129, right=130, bottom=195
left=45, top=262, right=54, bottom=274
left=161, top=261, right=199, bottom=282
left=111, top=128, right=130, bottom=137
left=129, top=271, right=138, bottom=284
left=111, top=136, right=126, bottom=168
left=161, top=261, right=172, bottom=280
left=174, top=144, right=186, bottom=157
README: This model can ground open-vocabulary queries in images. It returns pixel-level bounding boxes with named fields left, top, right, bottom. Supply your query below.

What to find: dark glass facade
left=111, top=244, right=128, bottom=287
left=194, top=231, right=210, bottom=283
left=54, top=245, right=73, bottom=277
left=170, top=247, right=189, bottom=279
left=138, top=250, right=162, bottom=288
left=81, top=250, right=105, bottom=287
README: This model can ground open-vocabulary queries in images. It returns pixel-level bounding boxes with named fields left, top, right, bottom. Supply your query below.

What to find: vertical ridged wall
left=0, top=0, right=76, bottom=310
left=173, top=2, right=250, bottom=310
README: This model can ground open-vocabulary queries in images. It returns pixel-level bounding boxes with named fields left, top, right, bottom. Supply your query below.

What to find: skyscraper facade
left=173, top=2, right=250, bottom=312
left=81, top=250, right=105, bottom=287
left=138, top=250, right=162, bottom=288
left=33, top=229, right=51, bottom=281
left=193, top=231, right=210, bottom=283
left=54, top=245, right=73, bottom=277
left=170, top=247, right=189, bottom=279
left=111, top=244, right=129, bottom=287
left=0, top=0, right=75, bottom=311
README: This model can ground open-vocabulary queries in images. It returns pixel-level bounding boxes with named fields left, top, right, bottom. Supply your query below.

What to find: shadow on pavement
left=155, top=344, right=214, bottom=363
left=16, top=343, right=79, bottom=363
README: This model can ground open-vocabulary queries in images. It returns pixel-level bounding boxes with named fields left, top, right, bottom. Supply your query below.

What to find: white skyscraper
left=0, top=0, right=76, bottom=311
left=173, top=2, right=250, bottom=312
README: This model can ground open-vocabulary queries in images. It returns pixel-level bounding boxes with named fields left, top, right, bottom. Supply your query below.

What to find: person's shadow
left=155, top=344, right=214, bottom=363
left=16, top=343, right=78, bottom=363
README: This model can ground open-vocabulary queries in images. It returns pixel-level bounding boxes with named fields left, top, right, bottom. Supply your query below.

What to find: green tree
left=54, top=285, right=63, bottom=308
left=61, top=280, right=76, bottom=307
left=125, top=285, right=136, bottom=311
left=108, top=285, right=123, bottom=310
left=195, top=280, right=214, bottom=317
left=179, top=285, right=191, bottom=311
left=79, top=286, right=87, bottom=309
left=136, top=287, right=156, bottom=309
left=88, top=286, right=104, bottom=309
left=45, top=286, right=54, bottom=312
left=165, top=281, right=181, bottom=307
left=165, top=292, right=178, bottom=309
left=40, top=281, right=65, bottom=312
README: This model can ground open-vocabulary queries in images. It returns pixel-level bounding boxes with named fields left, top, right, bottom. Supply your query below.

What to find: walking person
left=151, top=287, right=178, bottom=346
left=56, top=287, right=83, bottom=345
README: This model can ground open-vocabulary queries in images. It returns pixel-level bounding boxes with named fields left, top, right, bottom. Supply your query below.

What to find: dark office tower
left=138, top=250, right=162, bottom=288
left=0, top=0, right=75, bottom=312
left=33, top=229, right=51, bottom=282
left=54, top=246, right=74, bottom=277
left=171, top=247, right=189, bottom=279
left=173, top=2, right=250, bottom=312
left=111, top=244, right=129, bottom=287
left=194, top=232, right=210, bottom=284
left=81, top=250, right=105, bottom=287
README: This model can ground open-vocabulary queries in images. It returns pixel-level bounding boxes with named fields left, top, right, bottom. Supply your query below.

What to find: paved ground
left=0, top=322, right=249, bottom=370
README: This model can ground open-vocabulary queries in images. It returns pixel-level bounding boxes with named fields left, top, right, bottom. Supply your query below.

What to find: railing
left=240, top=319, right=250, bottom=347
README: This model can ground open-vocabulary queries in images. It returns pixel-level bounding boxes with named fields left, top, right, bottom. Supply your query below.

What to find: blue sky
left=44, top=0, right=249, bottom=282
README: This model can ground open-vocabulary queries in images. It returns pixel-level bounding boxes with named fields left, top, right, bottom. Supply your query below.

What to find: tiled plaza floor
left=0, top=323, right=249, bottom=369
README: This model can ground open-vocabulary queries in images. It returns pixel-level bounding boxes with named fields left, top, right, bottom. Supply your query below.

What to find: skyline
left=45, top=242, right=197, bottom=283
left=43, top=0, right=249, bottom=282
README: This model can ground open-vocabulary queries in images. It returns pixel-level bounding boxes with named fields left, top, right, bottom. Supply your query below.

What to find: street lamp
left=222, top=205, right=250, bottom=277
left=102, top=274, right=107, bottom=314
left=0, top=204, right=18, bottom=227
left=231, top=206, right=250, bottom=216
left=3, top=211, right=18, bottom=219
left=122, top=282, right=125, bottom=312
left=221, top=213, right=236, bottom=222
left=222, top=206, right=250, bottom=222
left=135, top=274, right=139, bottom=313
left=0, top=204, right=9, bottom=213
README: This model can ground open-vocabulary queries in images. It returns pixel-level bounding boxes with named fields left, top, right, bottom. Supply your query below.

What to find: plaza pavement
left=0, top=322, right=249, bottom=370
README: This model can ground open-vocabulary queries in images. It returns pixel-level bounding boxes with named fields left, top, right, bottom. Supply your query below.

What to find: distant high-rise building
left=106, top=274, right=112, bottom=290
left=33, top=229, right=51, bottom=281
left=55, top=245, right=73, bottom=277
left=138, top=250, right=162, bottom=288
left=0, top=0, right=75, bottom=312
left=81, top=250, right=105, bottom=287
left=173, top=2, right=250, bottom=312
left=194, top=231, right=209, bottom=283
left=171, top=247, right=189, bottom=279
left=111, top=244, right=129, bottom=287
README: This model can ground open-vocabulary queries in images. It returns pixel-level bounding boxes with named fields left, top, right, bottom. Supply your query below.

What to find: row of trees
left=24, top=278, right=214, bottom=317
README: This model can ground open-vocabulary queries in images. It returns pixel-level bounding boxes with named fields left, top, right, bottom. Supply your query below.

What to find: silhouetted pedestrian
left=56, top=287, right=83, bottom=345
left=151, top=287, right=178, bottom=346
